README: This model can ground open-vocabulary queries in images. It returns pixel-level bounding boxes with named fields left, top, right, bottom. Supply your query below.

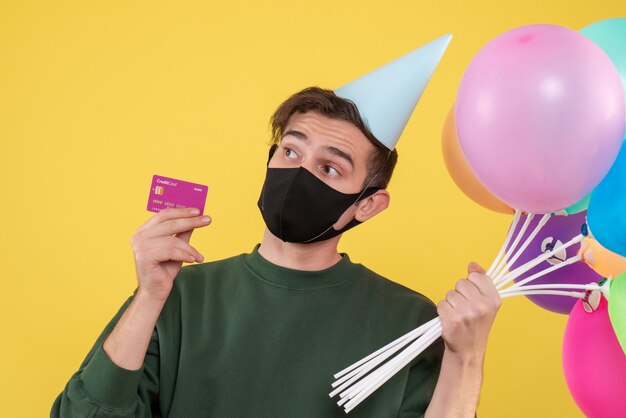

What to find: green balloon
left=580, top=18, right=626, bottom=109
left=564, top=193, right=591, bottom=215
left=608, top=272, right=626, bottom=355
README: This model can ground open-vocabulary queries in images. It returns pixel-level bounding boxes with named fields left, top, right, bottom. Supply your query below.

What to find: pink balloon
left=456, top=24, right=625, bottom=214
left=562, top=296, right=626, bottom=418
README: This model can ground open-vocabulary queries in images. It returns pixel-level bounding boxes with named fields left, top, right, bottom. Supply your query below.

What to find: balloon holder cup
left=579, top=239, right=596, bottom=268
left=582, top=278, right=610, bottom=313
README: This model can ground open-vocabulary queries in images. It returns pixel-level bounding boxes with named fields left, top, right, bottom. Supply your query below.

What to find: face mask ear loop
left=301, top=148, right=393, bottom=244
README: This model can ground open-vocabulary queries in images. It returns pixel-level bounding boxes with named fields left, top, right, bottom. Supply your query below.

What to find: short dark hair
left=268, top=86, right=398, bottom=189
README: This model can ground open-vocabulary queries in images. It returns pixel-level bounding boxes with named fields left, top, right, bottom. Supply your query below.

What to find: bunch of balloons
left=329, top=19, right=626, bottom=416
left=448, top=18, right=626, bottom=418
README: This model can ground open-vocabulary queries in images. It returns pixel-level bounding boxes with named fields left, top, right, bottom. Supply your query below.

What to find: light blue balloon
left=588, top=142, right=626, bottom=256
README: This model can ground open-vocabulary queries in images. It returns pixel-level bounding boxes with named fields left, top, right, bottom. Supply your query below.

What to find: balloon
left=506, top=211, right=602, bottom=314
left=441, top=105, right=514, bottom=215
left=587, top=143, right=626, bottom=257
left=580, top=18, right=626, bottom=120
left=456, top=24, right=625, bottom=214
left=580, top=238, right=626, bottom=278
left=563, top=193, right=590, bottom=215
left=609, top=273, right=626, bottom=355
left=562, top=296, right=626, bottom=418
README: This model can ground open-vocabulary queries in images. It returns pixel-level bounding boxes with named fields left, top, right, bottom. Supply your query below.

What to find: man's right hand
left=130, top=207, right=212, bottom=303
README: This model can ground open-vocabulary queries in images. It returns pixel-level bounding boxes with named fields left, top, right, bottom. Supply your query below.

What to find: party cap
left=334, top=34, right=452, bottom=149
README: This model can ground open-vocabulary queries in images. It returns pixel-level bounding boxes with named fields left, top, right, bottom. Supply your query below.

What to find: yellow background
left=1, top=1, right=624, bottom=416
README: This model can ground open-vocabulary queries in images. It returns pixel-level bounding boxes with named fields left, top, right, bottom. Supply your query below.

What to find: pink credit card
left=147, top=174, right=208, bottom=215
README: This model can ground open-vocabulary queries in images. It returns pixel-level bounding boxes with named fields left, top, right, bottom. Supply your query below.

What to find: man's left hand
left=436, top=262, right=502, bottom=360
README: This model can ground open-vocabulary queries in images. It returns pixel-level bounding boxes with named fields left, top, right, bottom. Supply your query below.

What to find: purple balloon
left=456, top=24, right=625, bottom=214
left=505, top=211, right=602, bottom=314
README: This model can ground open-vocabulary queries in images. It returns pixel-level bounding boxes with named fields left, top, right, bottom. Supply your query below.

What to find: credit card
left=147, top=174, right=208, bottom=215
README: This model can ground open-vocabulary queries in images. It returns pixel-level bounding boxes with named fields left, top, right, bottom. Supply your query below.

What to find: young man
left=52, top=37, right=501, bottom=418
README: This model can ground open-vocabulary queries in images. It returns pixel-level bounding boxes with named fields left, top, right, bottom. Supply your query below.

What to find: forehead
left=283, top=111, right=374, bottom=160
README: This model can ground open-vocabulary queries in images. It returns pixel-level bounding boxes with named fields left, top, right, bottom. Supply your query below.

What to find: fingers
left=142, top=211, right=212, bottom=240
left=467, top=270, right=499, bottom=296
left=148, top=242, right=198, bottom=264
left=135, top=236, right=204, bottom=263
left=442, top=270, right=501, bottom=313
left=455, top=278, right=482, bottom=300
left=175, top=228, right=194, bottom=245
left=467, top=272, right=502, bottom=310
left=438, top=280, right=468, bottom=309
left=137, top=207, right=205, bottom=233
left=443, top=276, right=483, bottom=308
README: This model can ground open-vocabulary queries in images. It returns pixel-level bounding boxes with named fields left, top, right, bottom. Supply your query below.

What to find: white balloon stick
left=491, top=212, right=535, bottom=279
left=331, top=317, right=438, bottom=381
left=340, top=322, right=443, bottom=401
left=495, top=234, right=584, bottom=288
left=487, top=209, right=521, bottom=276
left=500, top=290, right=585, bottom=299
left=501, top=282, right=600, bottom=292
left=500, top=254, right=583, bottom=291
left=493, top=213, right=551, bottom=284
left=343, top=322, right=443, bottom=413
left=329, top=323, right=425, bottom=397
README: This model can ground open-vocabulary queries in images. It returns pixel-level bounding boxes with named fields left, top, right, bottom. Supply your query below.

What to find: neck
left=258, top=228, right=343, bottom=271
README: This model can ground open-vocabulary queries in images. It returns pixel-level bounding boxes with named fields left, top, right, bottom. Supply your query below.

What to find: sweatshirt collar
left=240, top=243, right=359, bottom=290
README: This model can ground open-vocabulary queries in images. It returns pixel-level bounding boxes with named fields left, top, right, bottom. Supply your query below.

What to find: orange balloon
left=580, top=238, right=626, bottom=278
left=441, top=105, right=514, bottom=214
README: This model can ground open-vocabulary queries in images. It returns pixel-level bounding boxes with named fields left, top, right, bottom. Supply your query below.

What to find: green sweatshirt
left=51, top=244, right=445, bottom=418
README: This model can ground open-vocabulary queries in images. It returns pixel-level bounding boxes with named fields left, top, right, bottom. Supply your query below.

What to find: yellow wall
left=1, top=1, right=624, bottom=416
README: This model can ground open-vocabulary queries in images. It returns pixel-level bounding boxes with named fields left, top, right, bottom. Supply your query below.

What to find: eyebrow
left=282, top=129, right=354, bottom=169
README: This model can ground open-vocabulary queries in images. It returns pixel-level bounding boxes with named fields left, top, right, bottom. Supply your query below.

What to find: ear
left=354, top=189, right=390, bottom=222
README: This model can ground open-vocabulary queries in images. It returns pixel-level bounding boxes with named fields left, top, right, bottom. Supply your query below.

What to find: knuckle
left=132, top=230, right=144, bottom=242
left=475, top=303, right=489, bottom=317
left=450, top=316, right=463, bottom=329
left=130, top=238, right=143, bottom=253
left=134, top=250, right=145, bottom=263
left=436, top=300, right=447, bottom=312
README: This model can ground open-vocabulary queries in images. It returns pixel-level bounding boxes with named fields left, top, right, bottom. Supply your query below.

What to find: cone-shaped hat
left=335, top=34, right=452, bottom=149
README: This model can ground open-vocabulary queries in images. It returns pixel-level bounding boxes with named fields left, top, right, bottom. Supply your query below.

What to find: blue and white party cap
left=334, top=34, right=452, bottom=150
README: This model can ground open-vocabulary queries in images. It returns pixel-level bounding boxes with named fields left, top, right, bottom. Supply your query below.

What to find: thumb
left=468, top=261, right=486, bottom=274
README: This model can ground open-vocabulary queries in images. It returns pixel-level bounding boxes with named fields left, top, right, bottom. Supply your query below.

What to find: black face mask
left=257, top=145, right=381, bottom=243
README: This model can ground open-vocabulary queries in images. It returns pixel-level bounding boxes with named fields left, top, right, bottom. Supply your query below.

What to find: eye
left=283, top=147, right=298, bottom=159
left=323, top=165, right=340, bottom=177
